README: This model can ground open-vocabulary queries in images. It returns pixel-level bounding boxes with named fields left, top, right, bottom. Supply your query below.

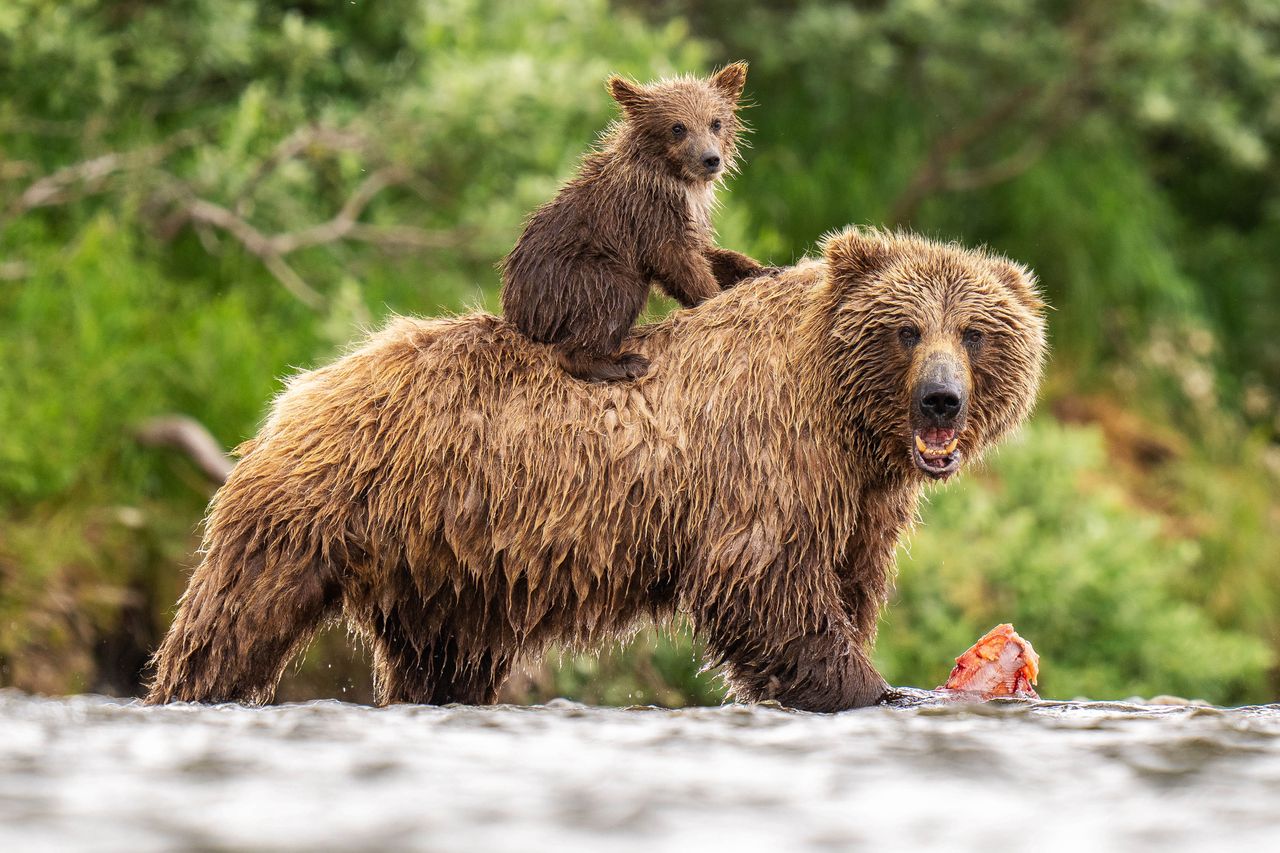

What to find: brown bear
left=500, top=62, right=768, bottom=382
left=147, top=228, right=1047, bottom=712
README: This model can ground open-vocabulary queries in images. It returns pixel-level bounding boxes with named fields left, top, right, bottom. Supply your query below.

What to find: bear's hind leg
left=146, top=544, right=341, bottom=705
left=370, top=609, right=513, bottom=705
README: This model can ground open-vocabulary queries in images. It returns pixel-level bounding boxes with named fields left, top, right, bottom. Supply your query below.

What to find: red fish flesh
left=941, top=623, right=1040, bottom=699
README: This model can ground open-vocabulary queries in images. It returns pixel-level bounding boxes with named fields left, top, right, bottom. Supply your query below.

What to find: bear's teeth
left=916, top=433, right=958, bottom=458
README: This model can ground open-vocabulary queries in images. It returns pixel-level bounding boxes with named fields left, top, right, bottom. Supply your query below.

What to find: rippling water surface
left=2, top=688, right=1279, bottom=851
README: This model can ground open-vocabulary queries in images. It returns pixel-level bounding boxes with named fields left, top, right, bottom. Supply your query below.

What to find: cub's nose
left=702, top=152, right=721, bottom=171
left=920, top=387, right=962, bottom=421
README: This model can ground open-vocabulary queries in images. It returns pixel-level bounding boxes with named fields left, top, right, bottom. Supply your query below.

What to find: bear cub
left=501, top=62, right=768, bottom=382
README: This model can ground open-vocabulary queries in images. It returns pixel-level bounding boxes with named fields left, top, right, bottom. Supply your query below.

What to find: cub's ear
left=821, top=226, right=894, bottom=285
left=710, top=61, right=748, bottom=103
left=608, top=76, right=648, bottom=116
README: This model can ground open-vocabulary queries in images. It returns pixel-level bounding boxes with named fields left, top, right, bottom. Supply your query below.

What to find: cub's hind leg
left=555, top=346, right=649, bottom=382
left=551, top=263, right=651, bottom=382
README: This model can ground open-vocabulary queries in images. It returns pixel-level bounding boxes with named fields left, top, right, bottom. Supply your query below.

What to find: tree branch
left=0, top=260, right=31, bottom=280
left=888, top=4, right=1105, bottom=225
left=2, top=123, right=475, bottom=308
left=234, top=124, right=370, bottom=214
left=135, top=415, right=233, bottom=484
left=179, top=196, right=326, bottom=308
left=171, top=165, right=468, bottom=308
left=345, top=223, right=475, bottom=251
left=1, top=130, right=200, bottom=225
left=938, top=91, right=1084, bottom=194
left=888, top=83, right=1043, bottom=225
left=940, top=136, right=1053, bottom=192
left=266, top=166, right=409, bottom=254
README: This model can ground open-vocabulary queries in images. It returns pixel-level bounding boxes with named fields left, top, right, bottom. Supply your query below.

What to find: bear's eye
left=963, top=328, right=985, bottom=348
left=898, top=326, right=921, bottom=347
left=672, top=122, right=687, bottom=138
left=710, top=118, right=723, bottom=132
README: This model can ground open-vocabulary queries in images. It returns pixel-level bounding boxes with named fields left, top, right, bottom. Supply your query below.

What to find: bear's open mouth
left=912, top=427, right=962, bottom=480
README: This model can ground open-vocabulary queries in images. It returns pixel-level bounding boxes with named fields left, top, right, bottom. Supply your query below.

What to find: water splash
left=1, top=689, right=1277, bottom=851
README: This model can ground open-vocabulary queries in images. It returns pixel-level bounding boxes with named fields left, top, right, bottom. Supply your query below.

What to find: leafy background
left=1, top=0, right=1277, bottom=705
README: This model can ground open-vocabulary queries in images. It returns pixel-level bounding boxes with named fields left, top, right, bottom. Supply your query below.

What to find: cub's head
left=816, top=228, right=1047, bottom=482
left=608, top=62, right=749, bottom=185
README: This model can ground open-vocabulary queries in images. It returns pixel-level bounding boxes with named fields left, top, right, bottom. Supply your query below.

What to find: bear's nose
left=920, top=388, right=962, bottom=421
left=702, top=153, right=721, bottom=171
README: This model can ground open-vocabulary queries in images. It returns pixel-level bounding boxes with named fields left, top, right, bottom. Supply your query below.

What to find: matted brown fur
left=147, top=228, right=1047, bottom=711
left=500, top=62, right=768, bottom=382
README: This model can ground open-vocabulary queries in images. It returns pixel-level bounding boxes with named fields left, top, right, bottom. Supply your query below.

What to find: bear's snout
left=910, top=350, right=969, bottom=480
left=919, top=383, right=963, bottom=423
left=913, top=351, right=968, bottom=428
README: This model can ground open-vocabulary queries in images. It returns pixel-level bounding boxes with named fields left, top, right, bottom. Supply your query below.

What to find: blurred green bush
left=1, top=0, right=1277, bottom=704
left=881, top=419, right=1272, bottom=703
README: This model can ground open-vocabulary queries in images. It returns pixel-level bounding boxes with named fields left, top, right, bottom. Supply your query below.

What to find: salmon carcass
left=940, top=623, right=1040, bottom=699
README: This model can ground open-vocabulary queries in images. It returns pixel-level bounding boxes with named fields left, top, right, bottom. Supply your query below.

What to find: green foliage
left=1, top=0, right=1278, bottom=705
left=878, top=419, right=1273, bottom=702
left=510, top=627, right=727, bottom=708
left=674, top=0, right=1280, bottom=385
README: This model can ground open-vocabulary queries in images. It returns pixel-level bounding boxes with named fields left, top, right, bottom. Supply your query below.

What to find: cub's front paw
left=618, top=351, right=650, bottom=380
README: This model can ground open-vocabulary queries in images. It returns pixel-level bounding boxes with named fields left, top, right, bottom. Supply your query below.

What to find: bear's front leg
left=717, top=624, right=890, bottom=712
left=651, top=245, right=722, bottom=308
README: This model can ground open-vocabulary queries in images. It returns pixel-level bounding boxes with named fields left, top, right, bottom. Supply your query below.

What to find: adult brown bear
left=147, top=228, right=1046, bottom=711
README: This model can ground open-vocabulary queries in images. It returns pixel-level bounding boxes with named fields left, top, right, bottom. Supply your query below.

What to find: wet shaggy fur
left=147, top=228, right=1047, bottom=712
left=500, top=62, right=768, bottom=382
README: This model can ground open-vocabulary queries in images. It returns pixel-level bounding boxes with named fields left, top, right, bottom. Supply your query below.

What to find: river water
left=2, top=688, right=1278, bottom=851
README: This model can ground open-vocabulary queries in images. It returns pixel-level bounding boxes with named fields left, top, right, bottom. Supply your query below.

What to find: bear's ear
left=608, top=76, right=649, bottom=117
left=821, top=226, right=894, bottom=286
left=710, top=61, right=748, bottom=104
left=997, top=260, right=1046, bottom=314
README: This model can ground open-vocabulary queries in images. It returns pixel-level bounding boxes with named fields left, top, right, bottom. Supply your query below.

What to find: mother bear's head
left=809, top=227, right=1048, bottom=482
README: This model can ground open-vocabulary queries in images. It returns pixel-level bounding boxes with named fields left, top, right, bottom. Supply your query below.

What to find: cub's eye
left=898, top=326, right=921, bottom=347
left=672, top=122, right=687, bottom=138
left=710, top=118, right=723, bottom=132
left=963, top=328, right=984, bottom=347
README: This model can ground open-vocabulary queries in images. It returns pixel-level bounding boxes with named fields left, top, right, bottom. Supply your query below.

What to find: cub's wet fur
left=500, top=62, right=768, bottom=382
